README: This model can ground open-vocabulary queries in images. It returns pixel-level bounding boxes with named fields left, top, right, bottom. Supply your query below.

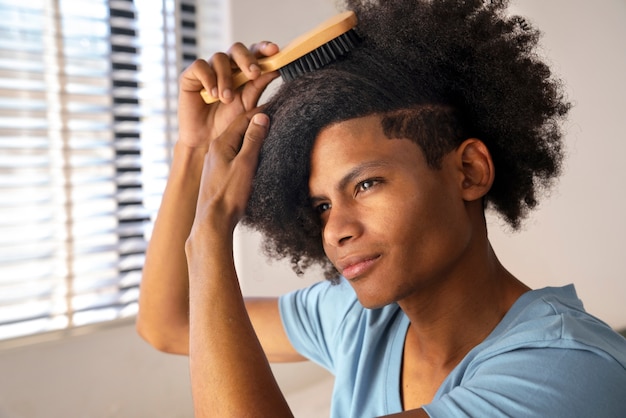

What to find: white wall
left=0, top=1, right=624, bottom=417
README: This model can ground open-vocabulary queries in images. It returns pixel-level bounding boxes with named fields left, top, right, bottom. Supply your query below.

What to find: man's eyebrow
left=337, top=160, right=392, bottom=191
left=309, top=160, right=392, bottom=203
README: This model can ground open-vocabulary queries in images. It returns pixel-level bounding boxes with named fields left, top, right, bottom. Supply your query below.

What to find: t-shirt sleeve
left=422, top=347, right=626, bottom=418
left=278, top=279, right=360, bottom=373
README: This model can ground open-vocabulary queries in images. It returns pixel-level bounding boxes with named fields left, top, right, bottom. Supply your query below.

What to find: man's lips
left=337, top=254, right=381, bottom=280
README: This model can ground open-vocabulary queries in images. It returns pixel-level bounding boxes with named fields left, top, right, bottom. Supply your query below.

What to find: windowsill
left=0, top=316, right=137, bottom=352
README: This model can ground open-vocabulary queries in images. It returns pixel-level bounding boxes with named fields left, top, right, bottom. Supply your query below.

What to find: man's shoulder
left=477, top=284, right=626, bottom=367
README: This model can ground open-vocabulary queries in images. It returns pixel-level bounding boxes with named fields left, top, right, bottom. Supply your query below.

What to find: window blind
left=0, top=0, right=229, bottom=342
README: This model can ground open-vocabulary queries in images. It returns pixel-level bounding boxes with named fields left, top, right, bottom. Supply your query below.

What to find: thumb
left=237, top=113, right=269, bottom=164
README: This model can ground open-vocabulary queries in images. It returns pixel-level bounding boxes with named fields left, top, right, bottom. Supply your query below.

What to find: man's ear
left=455, top=138, right=494, bottom=202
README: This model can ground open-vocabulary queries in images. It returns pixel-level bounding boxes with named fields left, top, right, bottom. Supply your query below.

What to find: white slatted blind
left=0, top=0, right=229, bottom=342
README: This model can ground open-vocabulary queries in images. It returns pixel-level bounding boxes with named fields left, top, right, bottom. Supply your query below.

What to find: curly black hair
left=242, top=0, right=570, bottom=279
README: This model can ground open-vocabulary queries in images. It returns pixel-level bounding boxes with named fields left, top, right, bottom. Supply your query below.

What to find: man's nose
left=322, top=203, right=362, bottom=247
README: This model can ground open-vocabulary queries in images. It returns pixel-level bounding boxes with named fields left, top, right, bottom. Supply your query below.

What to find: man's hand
left=177, top=42, right=279, bottom=150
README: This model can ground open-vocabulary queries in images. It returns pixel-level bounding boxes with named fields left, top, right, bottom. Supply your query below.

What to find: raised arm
left=136, top=42, right=302, bottom=362
left=185, top=110, right=295, bottom=416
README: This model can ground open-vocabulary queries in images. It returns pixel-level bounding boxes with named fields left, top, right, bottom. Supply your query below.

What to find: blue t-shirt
left=279, top=279, right=626, bottom=417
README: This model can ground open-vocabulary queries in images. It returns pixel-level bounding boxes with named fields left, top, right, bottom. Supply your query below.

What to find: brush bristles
left=279, top=29, right=361, bottom=82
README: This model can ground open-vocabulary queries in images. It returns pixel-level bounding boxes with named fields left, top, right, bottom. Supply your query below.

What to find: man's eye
left=360, top=180, right=375, bottom=190
left=357, top=179, right=379, bottom=193
left=315, top=202, right=331, bottom=214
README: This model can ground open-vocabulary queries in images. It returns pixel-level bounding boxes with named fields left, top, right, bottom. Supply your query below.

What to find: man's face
left=308, top=115, right=474, bottom=309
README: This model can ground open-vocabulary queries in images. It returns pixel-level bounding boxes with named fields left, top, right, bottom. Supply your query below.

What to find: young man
left=137, top=0, right=626, bottom=416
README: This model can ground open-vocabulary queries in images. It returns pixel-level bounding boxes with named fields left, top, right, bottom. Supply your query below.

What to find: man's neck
left=397, top=242, right=529, bottom=366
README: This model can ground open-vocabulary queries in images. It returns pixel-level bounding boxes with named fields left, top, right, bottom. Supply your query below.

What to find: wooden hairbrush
left=200, top=11, right=359, bottom=104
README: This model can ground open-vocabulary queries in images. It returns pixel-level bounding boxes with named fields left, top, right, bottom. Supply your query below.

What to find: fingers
left=212, top=111, right=269, bottom=163
left=230, top=41, right=279, bottom=73
left=238, top=113, right=269, bottom=165
left=233, top=42, right=280, bottom=108
left=228, top=42, right=261, bottom=80
left=191, top=41, right=279, bottom=105
left=199, top=112, right=270, bottom=230
left=180, top=59, right=213, bottom=95
left=209, top=52, right=234, bottom=101
left=249, top=41, right=280, bottom=59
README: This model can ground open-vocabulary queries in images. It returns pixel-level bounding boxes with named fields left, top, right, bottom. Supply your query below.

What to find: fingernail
left=211, top=87, right=218, bottom=98
left=253, top=113, right=269, bottom=127
left=249, top=63, right=260, bottom=74
left=223, top=89, right=232, bottom=100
